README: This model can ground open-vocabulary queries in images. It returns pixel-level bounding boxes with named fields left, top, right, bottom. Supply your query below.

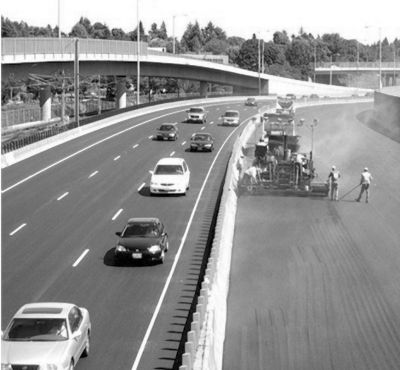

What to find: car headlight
left=150, top=181, right=158, bottom=186
left=148, top=245, right=161, bottom=254
left=116, top=245, right=127, bottom=252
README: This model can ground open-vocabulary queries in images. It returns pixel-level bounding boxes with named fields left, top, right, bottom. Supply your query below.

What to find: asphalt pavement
left=223, top=102, right=400, bottom=370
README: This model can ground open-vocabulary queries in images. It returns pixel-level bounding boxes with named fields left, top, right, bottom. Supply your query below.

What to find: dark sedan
left=245, top=97, right=257, bottom=106
left=190, top=133, right=214, bottom=152
left=156, top=123, right=178, bottom=141
left=114, top=218, right=169, bottom=264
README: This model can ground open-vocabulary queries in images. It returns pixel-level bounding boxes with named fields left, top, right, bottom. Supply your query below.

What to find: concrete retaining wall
left=374, top=89, right=400, bottom=138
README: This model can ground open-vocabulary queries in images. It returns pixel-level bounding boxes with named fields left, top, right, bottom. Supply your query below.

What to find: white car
left=1, top=302, right=91, bottom=370
left=186, top=106, right=207, bottom=123
left=149, top=157, right=190, bottom=195
left=221, top=110, right=240, bottom=126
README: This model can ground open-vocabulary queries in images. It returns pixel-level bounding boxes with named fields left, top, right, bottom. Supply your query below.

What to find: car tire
left=82, top=332, right=90, bottom=357
left=165, top=240, right=169, bottom=252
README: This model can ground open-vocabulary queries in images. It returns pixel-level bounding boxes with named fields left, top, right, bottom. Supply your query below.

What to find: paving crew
left=243, top=164, right=259, bottom=190
left=356, top=167, right=373, bottom=203
left=328, top=165, right=341, bottom=201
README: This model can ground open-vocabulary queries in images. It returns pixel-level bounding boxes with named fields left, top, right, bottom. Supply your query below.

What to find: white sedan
left=1, top=302, right=91, bottom=370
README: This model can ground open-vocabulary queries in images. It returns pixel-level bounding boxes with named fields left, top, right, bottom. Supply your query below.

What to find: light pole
left=57, top=0, right=61, bottom=38
left=365, top=25, right=382, bottom=89
left=136, top=0, right=140, bottom=106
left=258, top=37, right=261, bottom=95
left=172, top=14, right=187, bottom=54
left=313, top=44, right=317, bottom=82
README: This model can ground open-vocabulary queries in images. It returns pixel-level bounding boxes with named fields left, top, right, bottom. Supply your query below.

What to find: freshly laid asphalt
left=223, top=103, right=400, bottom=370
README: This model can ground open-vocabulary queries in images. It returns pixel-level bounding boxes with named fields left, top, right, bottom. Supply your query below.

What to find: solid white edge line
left=133, top=144, right=139, bottom=149
left=88, top=171, right=99, bottom=178
left=57, top=192, right=69, bottom=201
left=148, top=135, right=153, bottom=139
left=9, top=223, right=27, bottom=236
left=72, top=249, right=90, bottom=267
left=170, top=151, right=175, bottom=157
left=2, top=101, right=245, bottom=194
left=114, top=155, right=121, bottom=161
left=112, top=208, right=123, bottom=221
left=130, top=114, right=254, bottom=370
left=181, top=141, right=186, bottom=146
left=201, top=126, right=205, bottom=130
left=137, top=182, right=145, bottom=192
left=209, top=121, right=214, bottom=125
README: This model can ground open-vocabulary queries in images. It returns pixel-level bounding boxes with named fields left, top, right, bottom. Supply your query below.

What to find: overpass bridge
left=315, top=61, right=400, bottom=87
left=2, top=38, right=370, bottom=100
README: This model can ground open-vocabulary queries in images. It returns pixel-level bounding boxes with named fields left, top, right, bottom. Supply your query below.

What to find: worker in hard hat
left=328, top=165, right=341, bottom=201
left=356, top=167, right=373, bottom=203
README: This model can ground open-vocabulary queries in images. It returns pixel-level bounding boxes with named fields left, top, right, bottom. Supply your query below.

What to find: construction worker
left=243, top=164, right=259, bottom=191
left=328, top=165, right=341, bottom=201
left=356, top=167, right=373, bottom=203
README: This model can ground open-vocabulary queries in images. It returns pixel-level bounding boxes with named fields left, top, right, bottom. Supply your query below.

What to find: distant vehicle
left=156, top=123, right=178, bottom=141
left=309, top=94, right=319, bottom=99
left=114, top=217, right=169, bottom=264
left=186, top=106, right=207, bottom=123
left=286, top=93, right=297, bottom=100
left=149, top=157, right=190, bottom=195
left=245, top=97, right=257, bottom=106
left=190, top=132, right=214, bottom=152
left=1, top=302, right=91, bottom=370
left=221, top=110, right=240, bottom=126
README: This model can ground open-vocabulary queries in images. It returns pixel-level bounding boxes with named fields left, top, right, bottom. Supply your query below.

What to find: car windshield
left=5, top=318, right=68, bottom=341
left=159, top=125, right=174, bottom=131
left=225, top=112, right=239, bottom=117
left=189, top=108, right=204, bottom=113
left=247, top=98, right=255, bottom=102
left=123, top=223, right=159, bottom=237
left=154, top=164, right=184, bottom=175
left=193, top=134, right=210, bottom=141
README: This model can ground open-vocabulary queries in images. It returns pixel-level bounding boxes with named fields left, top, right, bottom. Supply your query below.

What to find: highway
left=223, top=102, right=400, bottom=370
left=1, top=100, right=265, bottom=369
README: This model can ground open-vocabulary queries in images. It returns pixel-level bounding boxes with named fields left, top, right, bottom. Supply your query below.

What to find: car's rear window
left=193, top=134, right=211, bottom=141
left=123, top=223, right=158, bottom=237
left=225, top=111, right=239, bottom=117
left=159, top=125, right=174, bottom=131
left=5, top=318, right=68, bottom=341
left=155, top=164, right=184, bottom=175
left=189, top=108, right=204, bottom=113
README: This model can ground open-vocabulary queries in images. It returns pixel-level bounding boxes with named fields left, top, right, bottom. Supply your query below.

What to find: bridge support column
left=200, top=81, right=209, bottom=97
left=39, top=85, right=52, bottom=121
left=116, top=79, right=127, bottom=109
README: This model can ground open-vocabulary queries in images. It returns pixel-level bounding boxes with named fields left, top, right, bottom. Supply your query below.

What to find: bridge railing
left=1, top=37, right=147, bottom=58
left=316, top=61, right=400, bottom=69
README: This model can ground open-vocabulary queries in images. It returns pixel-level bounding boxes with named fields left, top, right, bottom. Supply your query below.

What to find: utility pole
left=258, top=38, right=261, bottom=95
left=74, top=38, right=80, bottom=127
left=61, top=70, right=65, bottom=123
left=98, top=74, right=102, bottom=115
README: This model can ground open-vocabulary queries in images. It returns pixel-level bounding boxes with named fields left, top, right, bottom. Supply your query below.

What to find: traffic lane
left=224, top=103, right=400, bottom=369
left=1, top=104, right=256, bottom=234
left=1, top=110, right=251, bottom=359
left=1, top=100, right=255, bottom=189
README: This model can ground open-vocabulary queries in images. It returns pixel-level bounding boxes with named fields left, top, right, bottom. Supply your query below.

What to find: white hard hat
left=364, top=167, right=368, bottom=171
left=331, top=165, right=336, bottom=170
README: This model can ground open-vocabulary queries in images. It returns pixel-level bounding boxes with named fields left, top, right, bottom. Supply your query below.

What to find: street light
left=136, top=0, right=140, bottom=106
left=365, top=25, right=382, bottom=89
left=172, top=14, right=187, bottom=54
left=57, top=0, right=61, bottom=38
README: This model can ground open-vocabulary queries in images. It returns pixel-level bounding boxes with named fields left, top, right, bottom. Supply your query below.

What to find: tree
left=159, top=21, right=168, bottom=40
left=285, top=38, right=313, bottom=79
left=111, top=28, right=126, bottom=40
left=273, top=31, right=290, bottom=45
left=235, top=35, right=259, bottom=71
left=92, top=22, right=111, bottom=39
left=149, top=23, right=159, bottom=40
left=181, top=21, right=203, bottom=53
left=70, top=23, right=89, bottom=38
left=129, top=21, right=147, bottom=42
left=2, top=16, right=19, bottom=37
left=204, top=39, right=229, bottom=55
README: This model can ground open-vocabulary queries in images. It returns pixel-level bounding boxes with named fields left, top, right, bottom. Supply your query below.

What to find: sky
left=2, top=0, right=400, bottom=44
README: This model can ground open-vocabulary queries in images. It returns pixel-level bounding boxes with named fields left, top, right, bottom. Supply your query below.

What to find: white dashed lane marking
left=57, top=192, right=69, bottom=201
left=88, top=171, right=98, bottom=178
left=9, top=223, right=27, bottom=236
left=209, top=121, right=214, bottom=125
left=72, top=249, right=90, bottom=267
left=201, top=127, right=205, bottom=130
left=181, top=141, right=186, bottom=146
left=132, top=144, right=139, bottom=149
left=112, top=209, right=123, bottom=221
left=138, top=183, right=146, bottom=192
left=114, top=155, right=121, bottom=161
left=170, top=151, right=175, bottom=156
left=148, top=135, right=153, bottom=139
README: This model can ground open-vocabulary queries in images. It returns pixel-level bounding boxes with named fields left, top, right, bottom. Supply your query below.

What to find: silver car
left=2, top=302, right=91, bottom=370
